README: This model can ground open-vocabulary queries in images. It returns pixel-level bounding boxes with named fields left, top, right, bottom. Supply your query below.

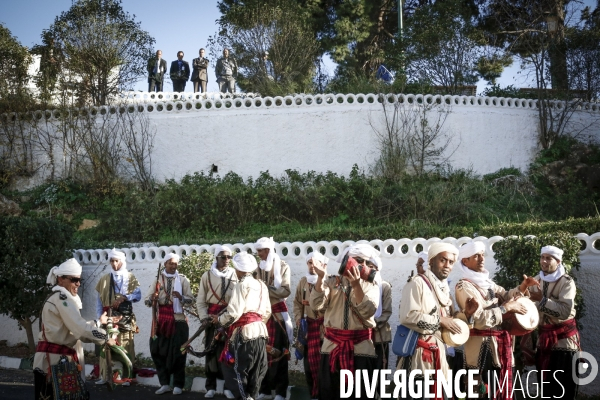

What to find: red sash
left=267, top=301, right=288, bottom=349
left=470, top=329, right=512, bottom=400
left=219, top=312, right=263, bottom=363
left=325, top=327, right=371, bottom=374
left=157, top=304, right=176, bottom=338
left=306, top=316, right=324, bottom=398
left=417, top=338, right=443, bottom=400
left=36, top=340, right=79, bottom=363
left=537, top=319, right=579, bottom=371
left=207, top=303, right=227, bottom=315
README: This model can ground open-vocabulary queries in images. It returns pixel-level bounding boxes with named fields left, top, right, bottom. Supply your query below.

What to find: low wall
left=1, top=233, right=599, bottom=393
left=8, top=92, right=600, bottom=187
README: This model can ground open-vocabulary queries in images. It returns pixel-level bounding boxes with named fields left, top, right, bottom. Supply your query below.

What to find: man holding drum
left=454, top=240, right=538, bottom=399
left=398, top=243, right=472, bottom=398
left=526, top=245, right=581, bottom=400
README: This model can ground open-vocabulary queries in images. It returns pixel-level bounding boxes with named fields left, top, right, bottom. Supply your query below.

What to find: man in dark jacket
left=147, top=50, right=167, bottom=92
left=170, top=51, right=190, bottom=92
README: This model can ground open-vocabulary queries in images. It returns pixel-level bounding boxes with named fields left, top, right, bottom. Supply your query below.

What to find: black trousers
left=319, top=354, right=380, bottom=400
left=374, top=342, right=390, bottom=370
left=205, top=324, right=226, bottom=391
left=34, top=369, right=54, bottom=400
left=222, top=335, right=268, bottom=400
left=260, top=320, right=289, bottom=397
left=149, top=80, right=163, bottom=92
left=150, top=320, right=189, bottom=388
left=173, top=80, right=186, bottom=92
left=537, top=350, right=579, bottom=400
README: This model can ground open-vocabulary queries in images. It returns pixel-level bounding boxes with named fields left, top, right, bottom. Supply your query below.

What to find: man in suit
left=191, top=48, right=209, bottom=93
left=147, top=50, right=167, bottom=92
left=170, top=51, right=190, bottom=92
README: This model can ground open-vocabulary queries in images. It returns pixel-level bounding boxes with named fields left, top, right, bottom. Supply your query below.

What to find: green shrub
left=0, top=216, right=74, bottom=352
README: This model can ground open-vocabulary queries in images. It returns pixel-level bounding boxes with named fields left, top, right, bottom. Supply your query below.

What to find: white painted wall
left=11, top=93, right=600, bottom=187
left=1, top=233, right=599, bottom=394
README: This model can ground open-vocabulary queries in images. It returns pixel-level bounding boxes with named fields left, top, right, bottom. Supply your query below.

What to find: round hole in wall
left=387, top=245, right=394, bottom=254
left=181, top=249, right=187, bottom=256
left=357, top=95, right=365, bottom=104
left=131, top=252, right=136, bottom=260
left=265, top=99, right=273, bottom=107
left=185, top=102, right=192, bottom=110
left=176, top=103, right=183, bottom=110
left=215, top=101, right=223, bottom=109
left=285, top=98, right=293, bottom=106
left=331, top=246, right=339, bottom=256
left=160, top=250, right=166, bottom=258
left=157, top=104, right=164, bottom=112
left=245, top=100, right=252, bottom=107
left=205, top=101, right=213, bottom=109
left=166, top=103, right=173, bottom=111
left=225, top=100, right=232, bottom=108
left=306, top=247, right=313, bottom=254
left=293, top=246, right=301, bottom=256
left=147, top=105, right=154, bottom=112
left=281, top=247, right=289, bottom=256
left=255, top=99, right=262, bottom=107
left=401, top=244, right=409, bottom=254
left=579, top=240, right=587, bottom=251
left=373, top=245, right=381, bottom=251
left=416, top=244, right=423, bottom=252
left=318, top=246, right=326, bottom=255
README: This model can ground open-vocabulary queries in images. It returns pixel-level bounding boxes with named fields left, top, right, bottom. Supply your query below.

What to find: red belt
left=538, top=319, right=579, bottom=371
left=219, top=312, right=263, bottom=363
left=324, top=327, right=371, bottom=374
left=36, top=340, right=79, bottom=363
left=207, top=303, right=227, bottom=315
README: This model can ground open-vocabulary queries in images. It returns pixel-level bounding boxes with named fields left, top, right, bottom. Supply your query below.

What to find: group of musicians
left=33, top=238, right=582, bottom=400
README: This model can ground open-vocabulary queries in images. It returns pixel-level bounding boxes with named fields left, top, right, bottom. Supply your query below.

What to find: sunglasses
left=62, top=276, right=83, bottom=283
left=217, top=255, right=233, bottom=260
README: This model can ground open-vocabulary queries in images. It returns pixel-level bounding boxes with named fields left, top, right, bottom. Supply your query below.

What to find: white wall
left=1, top=233, right=599, bottom=394
left=12, top=93, right=600, bottom=186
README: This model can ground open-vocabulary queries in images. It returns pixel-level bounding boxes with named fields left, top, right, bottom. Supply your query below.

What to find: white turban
left=458, top=241, right=486, bottom=260
left=108, top=248, right=126, bottom=262
left=306, top=252, right=326, bottom=265
left=214, top=245, right=232, bottom=256
left=108, top=248, right=127, bottom=277
left=164, top=253, right=180, bottom=263
left=428, top=243, right=459, bottom=260
left=541, top=245, right=563, bottom=261
left=418, top=251, right=428, bottom=262
left=211, top=245, right=234, bottom=278
left=336, top=243, right=380, bottom=264
left=232, top=252, right=258, bottom=273
left=46, top=258, right=82, bottom=285
left=255, top=237, right=283, bottom=288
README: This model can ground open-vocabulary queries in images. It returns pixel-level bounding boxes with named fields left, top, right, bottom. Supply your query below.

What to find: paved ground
left=0, top=368, right=226, bottom=400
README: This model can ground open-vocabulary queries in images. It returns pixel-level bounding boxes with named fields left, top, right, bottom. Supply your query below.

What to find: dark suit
left=170, top=59, right=191, bottom=92
left=147, top=57, right=168, bottom=92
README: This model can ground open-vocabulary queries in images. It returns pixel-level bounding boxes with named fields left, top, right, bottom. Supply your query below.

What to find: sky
left=2, top=0, right=597, bottom=95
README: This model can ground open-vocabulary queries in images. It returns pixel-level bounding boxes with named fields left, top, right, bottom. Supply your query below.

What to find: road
left=0, top=368, right=225, bottom=399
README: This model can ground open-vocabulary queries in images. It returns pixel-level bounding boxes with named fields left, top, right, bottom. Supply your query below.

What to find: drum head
left=442, top=319, right=469, bottom=347
left=514, top=297, right=539, bottom=330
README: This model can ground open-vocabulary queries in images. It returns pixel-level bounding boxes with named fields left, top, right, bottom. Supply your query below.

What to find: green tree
left=0, top=24, right=33, bottom=113
left=0, top=217, right=74, bottom=352
left=213, top=0, right=319, bottom=95
left=35, top=0, right=155, bottom=106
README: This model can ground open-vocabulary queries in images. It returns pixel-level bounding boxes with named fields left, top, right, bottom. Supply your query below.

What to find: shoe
left=173, top=387, right=183, bottom=395
left=95, top=379, right=107, bottom=385
left=274, top=395, right=286, bottom=400
left=257, top=394, right=273, bottom=400
left=224, top=390, right=235, bottom=399
left=205, top=389, right=216, bottom=398
left=122, top=381, right=130, bottom=387
left=155, top=385, right=172, bottom=395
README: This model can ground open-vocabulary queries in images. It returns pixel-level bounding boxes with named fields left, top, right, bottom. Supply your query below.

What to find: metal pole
left=397, top=0, right=404, bottom=79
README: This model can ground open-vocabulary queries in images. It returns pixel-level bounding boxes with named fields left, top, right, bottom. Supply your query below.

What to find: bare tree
left=370, top=95, right=457, bottom=180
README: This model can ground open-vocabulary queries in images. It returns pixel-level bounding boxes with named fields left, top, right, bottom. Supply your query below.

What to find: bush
left=492, top=231, right=586, bottom=328
left=0, top=216, right=74, bottom=351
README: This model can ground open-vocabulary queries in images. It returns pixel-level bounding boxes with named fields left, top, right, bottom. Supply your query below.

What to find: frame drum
left=442, top=318, right=469, bottom=347
left=501, top=297, right=539, bottom=336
